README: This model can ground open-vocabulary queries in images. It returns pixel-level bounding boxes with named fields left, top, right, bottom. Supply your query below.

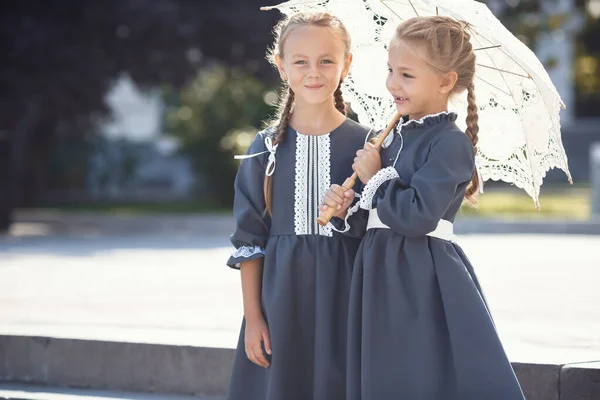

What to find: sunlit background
left=1, top=1, right=599, bottom=399
left=0, top=0, right=599, bottom=225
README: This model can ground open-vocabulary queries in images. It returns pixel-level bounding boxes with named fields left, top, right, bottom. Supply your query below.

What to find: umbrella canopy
left=262, top=0, right=571, bottom=205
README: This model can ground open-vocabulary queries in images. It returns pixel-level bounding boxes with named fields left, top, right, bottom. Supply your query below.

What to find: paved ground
left=0, top=233, right=599, bottom=365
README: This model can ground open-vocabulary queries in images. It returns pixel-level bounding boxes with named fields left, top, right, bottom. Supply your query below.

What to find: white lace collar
left=396, top=111, right=458, bottom=132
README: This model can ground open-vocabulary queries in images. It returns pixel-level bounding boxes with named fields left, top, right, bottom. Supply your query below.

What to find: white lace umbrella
left=261, top=0, right=571, bottom=206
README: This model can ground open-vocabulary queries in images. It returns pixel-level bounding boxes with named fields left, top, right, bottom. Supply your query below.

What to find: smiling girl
left=225, top=12, right=372, bottom=400
left=322, top=16, right=525, bottom=400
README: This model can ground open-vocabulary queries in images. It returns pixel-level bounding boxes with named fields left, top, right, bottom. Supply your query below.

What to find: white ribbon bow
left=234, top=136, right=278, bottom=176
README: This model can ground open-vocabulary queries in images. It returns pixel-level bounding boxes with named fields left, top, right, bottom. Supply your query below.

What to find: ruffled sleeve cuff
left=327, top=194, right=362, bottom=233
left=358, top=167, right=400, bottom=210
left=226, top=245, right=265, bottom=269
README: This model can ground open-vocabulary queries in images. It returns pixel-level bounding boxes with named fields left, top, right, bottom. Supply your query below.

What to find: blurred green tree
left=164, top=64, right=277, bottom=207
left=484, top=0, right=600, bottom=117
left=574, top=0, right=600, bottom=115
left=0, top=0, right=278, bottom=231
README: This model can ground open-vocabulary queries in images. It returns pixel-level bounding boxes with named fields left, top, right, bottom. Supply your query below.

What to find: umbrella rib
left=379, top=0, right=406, bottom=21
left=472, top=32, right=565, bottom=184
left=495, top=48, right=531, bottom=77
left=475, top=76, right=512, bottom=97
left=472, top=32, right=532, bottom=78
left=407, top=0, right=419, bottom=16
left=473, top=29, right=569, bottom=189
left=477, top=64, right=531, bottom=79
left=472, top=33, right=540, bottom=207
left=260, top=0, right=322, bottom=11
left=475, top=45, right=502, bottom=51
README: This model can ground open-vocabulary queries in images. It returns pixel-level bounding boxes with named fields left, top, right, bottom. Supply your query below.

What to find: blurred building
left=87, top=74, right=196, bottom=201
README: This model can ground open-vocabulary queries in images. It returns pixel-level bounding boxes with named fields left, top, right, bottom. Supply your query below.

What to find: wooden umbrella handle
left=316, top=111, right=403, bottom=227
left=370, top=111, right=403, bottom=150
left=316, top=174, right=358, bottom=227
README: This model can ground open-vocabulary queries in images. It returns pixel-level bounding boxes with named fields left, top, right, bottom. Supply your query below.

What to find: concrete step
left=2, top=335, right=600, bottom=400
left=0, top=336, right=234, bottom=399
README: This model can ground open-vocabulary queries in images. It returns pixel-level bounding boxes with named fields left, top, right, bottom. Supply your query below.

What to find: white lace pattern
left=317, top=135, right=333, bottom=236
left=396, top=111, right=456, bottom=132
left=269, top=0, right=572, bottom=206
left=294, top=134, right=309, bottom=235
left=359, top=167, right=400, bottom=210
left=231, top=245, right=264, bottom=259
left=294, top=133, right=333, bottom=236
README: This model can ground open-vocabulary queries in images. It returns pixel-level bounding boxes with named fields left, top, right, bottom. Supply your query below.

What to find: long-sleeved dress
left=345, top=112, right=525, bottom=400
left=226, top=118, right=372, bottom=400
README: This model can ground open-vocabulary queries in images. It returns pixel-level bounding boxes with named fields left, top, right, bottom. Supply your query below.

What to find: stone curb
left=1, top=336, right=599, bottom=399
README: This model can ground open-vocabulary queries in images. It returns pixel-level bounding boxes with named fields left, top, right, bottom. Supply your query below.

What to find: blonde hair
left=394, top=16, right=480, bottom=203
left=263, top=12, right=351, bottom=215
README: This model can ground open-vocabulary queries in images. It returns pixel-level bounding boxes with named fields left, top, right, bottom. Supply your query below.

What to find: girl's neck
left=409, top=100, right=449, bottom=121
left=408, top=109, right=448, bottom=121
left=289, top=101, right=346, bottom=135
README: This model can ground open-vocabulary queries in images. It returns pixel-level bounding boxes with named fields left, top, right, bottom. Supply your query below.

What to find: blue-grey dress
left=346, top=112, right=525, bottom=400
left=226, top=118, right=372, bottom=400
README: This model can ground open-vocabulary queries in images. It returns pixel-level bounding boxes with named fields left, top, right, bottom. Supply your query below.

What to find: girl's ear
left=274, top=54, right=288, bottom=81
left=439, top=71, right=458, bottom=94
left=342, top=53, right=353, bottom=80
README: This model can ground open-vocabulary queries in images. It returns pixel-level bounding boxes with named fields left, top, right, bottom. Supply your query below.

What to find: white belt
left=367, top=209, right=457, bottom=243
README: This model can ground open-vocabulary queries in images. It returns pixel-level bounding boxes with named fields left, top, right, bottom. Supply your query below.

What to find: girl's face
left=276, top=25, right=351, bottom=108
left=386, top=39, right=456, bottom=121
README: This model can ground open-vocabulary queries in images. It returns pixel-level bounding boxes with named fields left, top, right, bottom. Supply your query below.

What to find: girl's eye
left=294, top=60, right=307, bottom=65
left=387, top=68, right=392, bottom=73
left=322, top=59, right=333, bottom=64
left=403, top=73, right=415, bottom=79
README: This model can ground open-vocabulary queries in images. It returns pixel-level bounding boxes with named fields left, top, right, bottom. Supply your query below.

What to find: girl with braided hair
left=322, top=16, right=525, bottom=399
left=226, top=12, right=372, bottom=400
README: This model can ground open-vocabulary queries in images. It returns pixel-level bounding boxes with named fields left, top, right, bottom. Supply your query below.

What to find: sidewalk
left=1, top=233, right=599, bottom=362
left=8, top=211, right=236, bottom=238
left=1, top=233, right=599, bottom=399
left=7, top=210, right=600, bottom=238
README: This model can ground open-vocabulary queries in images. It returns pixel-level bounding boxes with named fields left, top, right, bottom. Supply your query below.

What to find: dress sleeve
left=328, top=194, right=369, bottom=238
left=227, top=132, right=272, bottom=268
left=327, top=128, right=380, bottom=237
left=358, top=131, right=475, bottom=237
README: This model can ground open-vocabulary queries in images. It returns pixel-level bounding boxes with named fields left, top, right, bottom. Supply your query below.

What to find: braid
left=393, top=16, right=480, bottom=202
left=264, top=86, right=295, bottom=215
left=464, top=82, right=480, bottom=203
left=274, top=87, right=295, bottom=146
left=260, top=12, right=352, bottom=215
left=334, top=80, right=347, bottom=115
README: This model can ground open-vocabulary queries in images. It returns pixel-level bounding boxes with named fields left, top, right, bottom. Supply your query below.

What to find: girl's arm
left=240, top=258, right=264, bottom=320
left=227, top=130, right=273, bottom=368
left=323, top=140, right=381, bottom=235
left=227, top=131, right=271, bottom=268
left=360, top=130, right=475, bottom=237
left=240, top=258, right=271, bottom=368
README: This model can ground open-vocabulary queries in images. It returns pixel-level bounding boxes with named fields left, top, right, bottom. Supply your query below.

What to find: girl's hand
left=320, top=184, right=355, bottom=218
left=353, top=142, right=381, bottom=184
left=244, top=313, right=272, bottom=368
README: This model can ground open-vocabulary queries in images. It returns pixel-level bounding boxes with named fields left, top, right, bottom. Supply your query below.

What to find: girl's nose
left=387, top=76, right=401, bottom=91
left=307, top=62, right=320, bottom=77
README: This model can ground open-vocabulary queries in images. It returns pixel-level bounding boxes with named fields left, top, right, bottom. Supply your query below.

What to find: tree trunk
left=11, top=101, right=40, bottom=208
left=21, top=134, right=54, bottom=208
left=0, top=101, right=40, bottom=232
left=0, top=134, right=13, bottom=233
